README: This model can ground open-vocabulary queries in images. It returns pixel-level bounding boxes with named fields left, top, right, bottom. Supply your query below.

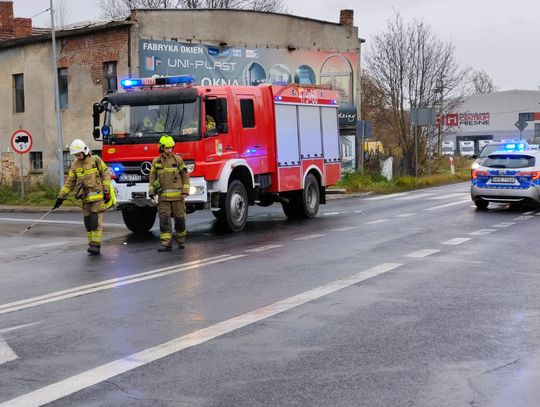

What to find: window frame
left=13, top=73, right=25, bottom=113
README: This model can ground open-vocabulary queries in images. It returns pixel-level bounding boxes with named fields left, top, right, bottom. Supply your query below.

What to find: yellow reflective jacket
left=59, top=154, right=111, bottom=203
left=149, top=152, right=190, bottom=201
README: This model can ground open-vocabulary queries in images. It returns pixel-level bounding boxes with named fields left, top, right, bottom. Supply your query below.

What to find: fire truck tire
left=216, top=179, right=249, bottom=232
left=122, top=205, right=157, bottom=234
left=282, top=174, right=320, bottom=219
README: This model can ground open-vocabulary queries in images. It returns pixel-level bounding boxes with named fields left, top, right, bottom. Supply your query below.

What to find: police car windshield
left=107, top=102, right=200, bottom=142
left=483, top=154, right=535, bottom=169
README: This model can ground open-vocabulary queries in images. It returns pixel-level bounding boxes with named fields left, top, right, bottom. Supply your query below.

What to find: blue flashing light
left=275, top=96, right=283, bottom=101
left=120, top=78, right=143, bottom=89
left=109, top=163, right=124, bottom=176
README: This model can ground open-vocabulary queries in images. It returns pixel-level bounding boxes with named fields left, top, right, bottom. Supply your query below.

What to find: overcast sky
left=11, top=0, right=540, bottom=92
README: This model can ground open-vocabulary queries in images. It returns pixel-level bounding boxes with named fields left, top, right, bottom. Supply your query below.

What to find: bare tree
left=365, top=12, right=469, bottom=176
left=467, top=69, right=497, bottom=95
left=98, top=0, right=287, bottom=20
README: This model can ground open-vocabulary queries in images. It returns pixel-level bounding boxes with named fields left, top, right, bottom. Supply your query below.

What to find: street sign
left=515, top=120, right=528, bottom=132
left=10, top=129, right=33, bottom=154
left=519, top=112, right=534, bottom=122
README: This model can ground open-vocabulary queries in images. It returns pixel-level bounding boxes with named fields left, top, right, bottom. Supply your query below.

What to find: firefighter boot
left=177, top=240, right=185, bottom=250
left=158, top=245, right=172, bottom=252
left=87, top=244, right=101, bottom=255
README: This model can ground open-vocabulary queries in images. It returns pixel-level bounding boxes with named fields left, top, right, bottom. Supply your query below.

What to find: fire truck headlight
left=189, top=186, right=205, bottom=195
left=184, top=161, right=195, bottom=173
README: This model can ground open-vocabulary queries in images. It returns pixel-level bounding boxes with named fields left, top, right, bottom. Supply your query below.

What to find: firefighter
left=149, top=135, right=190, bottom=251
left=53, top=139, right=112, bottom=255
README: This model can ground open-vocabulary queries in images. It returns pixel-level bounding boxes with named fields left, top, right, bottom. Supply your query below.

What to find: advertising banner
left=139, top=39, right=358, bottom=126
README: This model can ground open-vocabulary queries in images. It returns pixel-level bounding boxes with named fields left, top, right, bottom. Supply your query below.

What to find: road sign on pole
left=10, top=129, right=33, bottom=154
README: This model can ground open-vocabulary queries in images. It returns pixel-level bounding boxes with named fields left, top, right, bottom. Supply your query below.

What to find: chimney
left=0, top=1, right=15, bottom=39
left=14, top=17, right=32, bottom=38
left=339, top=9, right=354, bottom=26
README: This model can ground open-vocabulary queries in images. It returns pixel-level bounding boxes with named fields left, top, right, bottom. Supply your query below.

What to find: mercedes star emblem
left=140, top=161, right=152, bottom=176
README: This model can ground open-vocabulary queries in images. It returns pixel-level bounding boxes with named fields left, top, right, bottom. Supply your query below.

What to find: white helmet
left=69, top=139, right=89, bottom=155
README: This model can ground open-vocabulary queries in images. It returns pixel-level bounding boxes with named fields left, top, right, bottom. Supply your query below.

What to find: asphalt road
left=0, top=182, right=539, bottom=406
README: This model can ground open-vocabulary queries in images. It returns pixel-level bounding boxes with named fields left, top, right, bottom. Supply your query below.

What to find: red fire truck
left=92, top=75, right=341, bottom=233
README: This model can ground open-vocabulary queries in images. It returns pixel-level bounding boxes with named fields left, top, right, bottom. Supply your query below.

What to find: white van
left=459, top=140, right=475, bottom=157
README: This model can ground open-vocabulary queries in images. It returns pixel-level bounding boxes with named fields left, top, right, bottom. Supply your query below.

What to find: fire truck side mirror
left=92, top=103, right=103, bottom=140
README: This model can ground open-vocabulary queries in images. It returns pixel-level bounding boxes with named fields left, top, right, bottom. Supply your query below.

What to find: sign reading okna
left=139, top=39, right=358, bottom=126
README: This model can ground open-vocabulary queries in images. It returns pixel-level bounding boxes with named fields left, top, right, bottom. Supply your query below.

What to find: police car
left=471, top=149, right=540, bottom=209
left=471, top=140, right=529, bottom=170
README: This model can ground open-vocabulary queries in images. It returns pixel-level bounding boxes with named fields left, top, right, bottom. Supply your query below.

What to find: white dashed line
left=442, top=238, right=471, bottom=245
left=245, top=245, right=283, bottom=253
left=469, top=229, right=496, bottom=236
left=364, top=192, right=409, bottom=200
left=323, top=212, right=345, bottom=216
left=331, top=226, right=359, bottom=232
left=514, top=215, right=533, bottom=220
left=1, top=263, right=402, bottom=407
left=493, top=222, right=515, bottom=228
left=364, top=219, right=390, bottom=225
left=294, top=234, right=327, bottom=241
left=395, top=213, right=416, bottom=218
left=427, top=193, right=469, bottom=200
left=397, top=193, right=435, bottom=200
left=423, top=199, right=471, bottom=211
left=406, top=249, right=440, bottom=258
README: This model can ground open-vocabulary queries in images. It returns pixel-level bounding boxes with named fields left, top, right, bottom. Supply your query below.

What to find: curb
left=0, top=205, right=81, bottom=213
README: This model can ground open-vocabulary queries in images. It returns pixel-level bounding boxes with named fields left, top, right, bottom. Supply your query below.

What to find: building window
left=63, top=150, right=73, bottom=172
left=30, top=152, right=43, bottom=172
left=240, top=99, right=255, bottom=128
left=13, top=73, right=25, bottom=113
left=103, top=61, right=117, bottom=94
left=58, top=68, right=68, bottom=109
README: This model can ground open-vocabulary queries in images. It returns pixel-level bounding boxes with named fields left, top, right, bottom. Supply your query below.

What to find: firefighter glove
left=104, top=192, right=111, bottom=203
left=53, top=197, right=64, bottom=210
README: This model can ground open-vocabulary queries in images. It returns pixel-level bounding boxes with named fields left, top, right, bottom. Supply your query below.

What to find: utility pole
left=50, top=0, right=64, bottom=188
left=436, top=77, right=444, bottom=157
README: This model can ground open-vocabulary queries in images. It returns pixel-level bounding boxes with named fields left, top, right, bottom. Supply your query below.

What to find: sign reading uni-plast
left=10, top=129, right=33, bottom=154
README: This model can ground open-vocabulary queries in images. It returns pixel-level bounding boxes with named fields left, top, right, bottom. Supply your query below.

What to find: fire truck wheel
left=299, top=173, right=320, bottom=218
left=122, top=205, right=157, bottom=234
left=216, top=179, right=249, bottom=232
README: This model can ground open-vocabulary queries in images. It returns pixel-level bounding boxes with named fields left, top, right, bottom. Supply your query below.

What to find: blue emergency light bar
left=120, top=75, right=196, bottom=89
left=504, top=142, right=525, bottom=150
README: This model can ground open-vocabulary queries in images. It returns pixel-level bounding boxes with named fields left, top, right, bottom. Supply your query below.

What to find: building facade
left=0, top=2, right=361, bottom=184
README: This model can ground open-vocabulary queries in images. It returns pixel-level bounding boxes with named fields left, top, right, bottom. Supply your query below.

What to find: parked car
left=471, top=140, right=529, bottom=170
left=471, top=149, right=540, bottom=210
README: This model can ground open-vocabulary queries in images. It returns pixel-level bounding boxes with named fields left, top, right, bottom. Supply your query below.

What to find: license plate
left=119, top=173, right=142, bottom=182
left=491, top=176, right=515, bottom=183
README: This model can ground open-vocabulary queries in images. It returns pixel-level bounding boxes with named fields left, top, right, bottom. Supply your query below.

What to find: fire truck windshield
left=105, top=101, right=200, bottom=144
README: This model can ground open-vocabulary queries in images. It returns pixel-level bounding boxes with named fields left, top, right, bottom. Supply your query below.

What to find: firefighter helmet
left=69, top=139, right=90, bottom=155
left=158, top=135, right=175, bottom=149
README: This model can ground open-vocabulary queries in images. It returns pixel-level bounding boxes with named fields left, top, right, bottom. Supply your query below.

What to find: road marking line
left=0, top=263, right=402, bottom=407
left=364, top=219, right=389, bottom=225
left=427, top=193, right=469, bottom=200
left=406, top=249, right=440, bottom=258
left=397, top=193, right=435, bottom=200
left=493, top=222, right=515, bottom=228
left=0, top=336, right=17, bottom=366
left=395, top=213, right=416, bottom=218
left=514, top=215, right=533, bottom=220
left=0, top=240, right=86, bottom=257
left=353, top=210, right=363, bottom=213
left=523, top=211, right=535, bottom=215
left=442, top=238, right=471, bottom=245
left=364, top=192, right=409, bottom=200
left=0, top=255, right=244, bottom=316
left=331, top=226, right=359, bottom=232
left=469, top=229, right=496, bottom=236
left=245, top=245, right=283, bottom=253
left=0, top=217, right=124, bottom=228
left=0, top=322, right=42, bottom=334
left=294, top=234, right=327, bottom=241
left=323, top=212, right=345, bottom=216
left=423, top=199, right=471, bottom=211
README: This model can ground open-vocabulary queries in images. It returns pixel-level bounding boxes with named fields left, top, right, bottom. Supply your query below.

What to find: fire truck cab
left=92, top=75, right=341, bottom=233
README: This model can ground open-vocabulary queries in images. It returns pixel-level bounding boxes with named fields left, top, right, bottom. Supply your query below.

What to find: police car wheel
left=474, top=199, right=489, bottom=210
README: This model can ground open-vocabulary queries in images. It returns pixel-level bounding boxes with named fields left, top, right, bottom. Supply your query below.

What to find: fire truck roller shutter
left=104, top=88, right=198, bottom=106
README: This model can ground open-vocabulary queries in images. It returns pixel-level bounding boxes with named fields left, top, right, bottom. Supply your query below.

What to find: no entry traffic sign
left=10, top=129, right=33, bottom=154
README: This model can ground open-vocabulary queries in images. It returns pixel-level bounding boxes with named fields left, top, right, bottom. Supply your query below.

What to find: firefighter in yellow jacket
left=53, top=139, right=112, bottom=255
left=149, top=135, right=190, bottom=251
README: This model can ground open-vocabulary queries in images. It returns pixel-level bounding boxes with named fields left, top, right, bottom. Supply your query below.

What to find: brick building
left=0, top=1, right=361, bottom=183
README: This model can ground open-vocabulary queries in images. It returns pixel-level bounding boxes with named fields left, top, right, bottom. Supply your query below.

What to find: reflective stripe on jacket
left=149, top=152, right=190, bottom=201
left=58, top=154, right=112, bottom=203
